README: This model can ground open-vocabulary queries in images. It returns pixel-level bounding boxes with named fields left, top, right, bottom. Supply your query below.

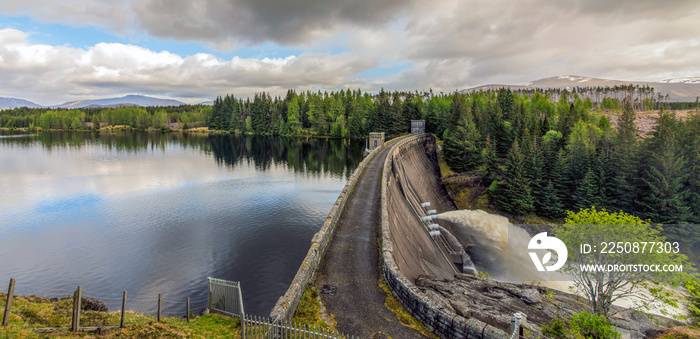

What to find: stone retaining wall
left=269, top=143, right=384, bottom=322
left=380, top=134, right=508, bottom=339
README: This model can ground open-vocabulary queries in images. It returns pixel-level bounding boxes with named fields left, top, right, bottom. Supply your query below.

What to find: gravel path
left=315, top=142, right=427, bottom=339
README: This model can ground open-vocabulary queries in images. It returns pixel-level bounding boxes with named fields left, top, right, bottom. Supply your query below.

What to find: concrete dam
left=270, top=134, right=512, bottom=338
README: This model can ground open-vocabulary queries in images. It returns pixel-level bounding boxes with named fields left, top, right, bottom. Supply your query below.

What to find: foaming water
left=438, top=209, right=689, bottom=318
left=437, top=209, right=569, bottom=289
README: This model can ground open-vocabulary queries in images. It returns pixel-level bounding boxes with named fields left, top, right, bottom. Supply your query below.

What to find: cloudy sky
left=1, top=0, right=699, bottom=105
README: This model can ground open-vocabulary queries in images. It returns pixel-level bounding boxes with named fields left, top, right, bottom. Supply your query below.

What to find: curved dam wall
left=269, top=143, right=384, bottom=322
left=380, top=134, right=507, bottom=339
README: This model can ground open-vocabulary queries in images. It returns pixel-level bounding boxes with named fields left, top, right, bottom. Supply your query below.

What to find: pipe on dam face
left=420, top=215, right=437, bottom=222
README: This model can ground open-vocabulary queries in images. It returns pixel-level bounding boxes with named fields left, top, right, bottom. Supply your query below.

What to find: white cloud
left=1, top=0, right=700, bottom=103
left=0, top=28, right=377, bottom=104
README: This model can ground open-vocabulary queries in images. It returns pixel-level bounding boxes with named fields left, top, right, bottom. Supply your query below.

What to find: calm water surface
left=0, top=131, right=364, bottom=316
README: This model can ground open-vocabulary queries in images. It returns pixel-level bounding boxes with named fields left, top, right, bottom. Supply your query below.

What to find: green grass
left=0, top=294, right=241, bottom=338
left=291, top=286, right=336, bottom=330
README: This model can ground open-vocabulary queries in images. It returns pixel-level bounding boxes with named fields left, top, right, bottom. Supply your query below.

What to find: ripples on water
left=0, top=131, right=364, bottom=315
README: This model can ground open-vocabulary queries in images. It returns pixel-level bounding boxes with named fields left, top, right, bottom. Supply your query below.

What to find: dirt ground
left=606, top=109, right=696, bottom=137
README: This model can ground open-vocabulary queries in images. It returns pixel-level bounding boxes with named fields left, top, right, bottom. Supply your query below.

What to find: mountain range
left=2, top=76, right=699, bottom=110
left=464, top=75, right=700, bottom=102
left=0, top=95, right=186, bottom=110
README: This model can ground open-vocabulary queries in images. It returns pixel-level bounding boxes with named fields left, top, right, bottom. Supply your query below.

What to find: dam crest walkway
left=314, top=137, right=427, bottom=338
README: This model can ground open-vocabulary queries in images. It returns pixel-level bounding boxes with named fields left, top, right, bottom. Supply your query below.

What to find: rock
left=455, top=273, right=478, bottom=282
left=422, top=289, right=455, bottom=313
left=449, top=299, right=472, bottom=318
left=519, top=289, right=542, bottom=305
left=416, top=275, right=452, bottom=291
left=81, top=297, right=108, bottom=312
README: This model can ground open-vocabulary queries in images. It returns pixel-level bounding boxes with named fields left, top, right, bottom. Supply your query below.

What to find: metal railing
left=242, top=314, right=357, bottom=339
left=509, top=312, right=526, bottom=339
left=208, top=277, right=244, bottom=318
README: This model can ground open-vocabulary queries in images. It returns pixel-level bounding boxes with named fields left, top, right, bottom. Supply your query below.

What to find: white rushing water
left=436, top=209, right=688, bottom=318
left=437, top=209, right=569, bottom=289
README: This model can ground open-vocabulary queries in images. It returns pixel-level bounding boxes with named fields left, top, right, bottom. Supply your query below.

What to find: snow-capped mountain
left=659, top=77, right=700, bottom=84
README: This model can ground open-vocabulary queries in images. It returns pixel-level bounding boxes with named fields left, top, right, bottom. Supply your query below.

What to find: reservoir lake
left=0, top=131, right=365, bottom=316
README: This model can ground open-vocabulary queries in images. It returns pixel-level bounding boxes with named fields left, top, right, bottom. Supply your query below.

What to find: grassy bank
left=0, top=294, right=240, bottom=338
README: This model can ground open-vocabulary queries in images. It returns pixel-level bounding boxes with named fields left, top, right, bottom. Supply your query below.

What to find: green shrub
left=542, top=318, right=567, bottom=338
left=541, top=311, right=620, bottom=339
left=570, top=311, right=620, bottom=339
left=688, top=280, right=700, bottom=325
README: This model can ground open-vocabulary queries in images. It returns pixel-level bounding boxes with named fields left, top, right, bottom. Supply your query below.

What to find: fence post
left=2, top=278, right=15, bottom=327
left=157, top=294, right=162, bottom=322
left=72, top=286, right=82, bottom=332
left=240, top=314, right=245, bottom=339
left=208, top=290, right=212, bottom=312
left=186, top=297, right=190, bottom=323
left=120, top=291, right=127, bottom=328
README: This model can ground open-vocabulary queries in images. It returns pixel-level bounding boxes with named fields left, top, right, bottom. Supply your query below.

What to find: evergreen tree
left=497, top=87, right=514, bottom=120
left=494, top=139, right=534, bottom=215
left=681, top=113, right=700, bottom=223
left=482, top=134, right=497, bottom=182
left=539, top=181, right=564, bottom=219
left=389, top=91, right=405, bottom=136
left=609, top=100, right=638, bottom=213
left=286, top=96, right=301, bottom=134
left=537, top=131, right=566, bottom=218
left=442, top=94, right=481, bottom=172
left=490, top=100, right=511, bottom=156
left=576, top=167, right=602, bottom=211
left=209, top=96, right=223, bottom=129
left=369, top=89, right=390, bottom=132
left=638, top=138, right=690, bottom=223
left=638, top=112, right=691, bottom=224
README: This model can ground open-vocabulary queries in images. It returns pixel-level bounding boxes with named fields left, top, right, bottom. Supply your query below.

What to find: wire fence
left=1, top=278, right=203, bottom=332
left=3, top=277, right=359, bottom=338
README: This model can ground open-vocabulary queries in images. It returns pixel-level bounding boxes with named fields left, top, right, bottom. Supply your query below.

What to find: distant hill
left=57, top=95, right=185, bottom=108
left=464, top=75, right=700, bottom=102
left=0, top=97, right=43, bottom=110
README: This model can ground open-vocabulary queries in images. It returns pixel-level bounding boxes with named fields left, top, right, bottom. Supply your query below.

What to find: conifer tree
left=539, top=181, right=564, bottom=219
left=536, top=131, right=566, bottom=218
left=490, top=100, right=511, bottom=156
left=442, top=94, right=481, bottom=172
left=286, top=96, right=301, bottom=134
left=609, top=100, right=638, bottom=213
left=638, top=112, right=691, bottom=224
left=494, top=139, right=533, bottom=215
left=638, top=138, right=690, bottom=223
left=482, top=134, right=498, bottom=182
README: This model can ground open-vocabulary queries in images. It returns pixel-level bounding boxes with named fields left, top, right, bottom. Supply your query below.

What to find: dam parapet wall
left=269, top=142, right=384, bottom=322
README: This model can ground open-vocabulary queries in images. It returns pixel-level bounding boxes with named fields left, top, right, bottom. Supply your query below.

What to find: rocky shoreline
left=414, top=273, right=683, bottom=338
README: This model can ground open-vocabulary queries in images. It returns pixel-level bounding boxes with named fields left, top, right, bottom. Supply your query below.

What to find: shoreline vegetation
left=0, top=293, right=242, bottom=338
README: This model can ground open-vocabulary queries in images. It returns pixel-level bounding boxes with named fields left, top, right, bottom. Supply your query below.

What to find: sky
left=1, top=0, right=699, bottom=105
